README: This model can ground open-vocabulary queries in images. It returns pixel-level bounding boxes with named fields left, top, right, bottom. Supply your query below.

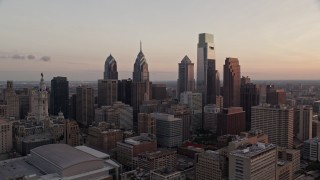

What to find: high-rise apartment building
left=197, top=33, right=216, bottom=105
left=177, top=55, right=195, bottom=99
left=195, top=150, right=227, bottom=180
left=278, top=148, right=301, bottom=179
left=76, top=85, right=94, bottom=126
left=104, top=54, right=118, bottom=80
left=50, top=77, right=69, bottom=118
left=5, top=81, right=20, bottom=119
left=294, top=105, right=312, bottom=142
left=223, top=58, right=241, bottom=108
left=98, top=79, right=118, bottom=107
left=240, top=82, right=260, bottom=131
left=251, top=104, right=294, bottom=148
left=229, top=143, right=277, bottom=180
left=217, top=107, right=246, bottom=135
left=151, top=113, right=182, bottom=148
left=138, top=113, right=156, bottom=135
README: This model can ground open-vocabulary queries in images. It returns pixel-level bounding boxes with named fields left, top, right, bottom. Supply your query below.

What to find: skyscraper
left=104, top=54, right=118, bottom=80
left=97, top=79, right=118, bottom=107
left=223, top=58, right=241, bottom=108
left=177, top=55, right=195, bottom=99
left=133, top=42, right=149, bottom=83
left=240, top=80, right=260, bottom=131
left=197, top=33, right=216, bottom=105
left=132, top=42, right=151, bottom=130
left=216, top=70, right=221, bottom=96
left=50, top=77, right=69, bottom=118
left=76, top=85, right=94, bottom=127
left=294, top=105, right=312, bottom=142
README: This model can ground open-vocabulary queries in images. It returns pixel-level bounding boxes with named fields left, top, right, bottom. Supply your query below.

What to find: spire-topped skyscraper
left=133, top=41, right=149, bottom=82
left=104, top=54, right=118, bottom=80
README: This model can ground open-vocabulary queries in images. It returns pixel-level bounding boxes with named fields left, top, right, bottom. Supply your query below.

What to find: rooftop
left=75, top=145, right=110, bottom=159
left=30, top=144, right=101, bottom=170
left=230, top=143, right=276, bottom=158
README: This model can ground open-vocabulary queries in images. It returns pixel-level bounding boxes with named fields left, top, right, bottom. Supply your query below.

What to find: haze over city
left=0, top=0, right=320, bottom=81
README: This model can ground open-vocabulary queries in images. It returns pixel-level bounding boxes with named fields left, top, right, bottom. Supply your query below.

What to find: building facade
left=223, top=58, right=241, bottom=108
left=177, top=55, right=195, bottom=99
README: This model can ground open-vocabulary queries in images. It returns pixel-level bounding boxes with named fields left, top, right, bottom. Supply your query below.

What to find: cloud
left=12, top=54, right=25, bottom=59
left=40, top=56, right=50, bottom=62
left=27, top=55, right=36, bottom=60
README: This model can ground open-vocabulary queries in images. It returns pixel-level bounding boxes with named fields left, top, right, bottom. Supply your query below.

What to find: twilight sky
left=0, top=0, right=319, bottom=81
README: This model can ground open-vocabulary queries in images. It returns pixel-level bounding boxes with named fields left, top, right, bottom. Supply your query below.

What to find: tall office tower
left=266, top=85, right=287, bottom=105
left=138, top=113, right=156, bottom=135
left=104, top=54, right=118, bottom=80
left=197, top=33, right=216, bottom=105
left=259, top=83, right=267, bottom=103
left=294, top=105, right=312, bottom=142
left=216, top=70, right=221, bottom=96
left=180, top=91, right=202, bottom=131
left=5, top=81, right=20, bottom=119
left=117, top=134, right=157, bottom=170
left=132, top=81, right=151, bottom=130
left=251, top=104, right=294, bottom=148
left=132, top=42, right=151, bottom=131
left=118, top=78, right=132, bottom=106
left=217, top=107, right=246, bottom=135
left=203, top=104, right=220, bottom=133
left=29, top=74, right=49, bottom=123
left=76, top=85, right=94, bottom=126
left=229, top=143, right=277, bottom=180
left=64, top=120, right=80, bottom=147
left=0, top=118, right=12, bottom=154
left=152, top=84, right=166, bottom=100
left=133, top=42, right=149, bottom=83
left=223, top=58, right=241, bottom=108
left=151, top=113, right=182, bottom=148
left=50, top=77, right=69, bottom=118
left=312, top=120, right=320, bottom=138
left=19, top=88, right=30, bottom=119
left=195, top=151, right=227, bottom=180
left=97, top=79, right=118, bottom=107
left=177, top=55, right=195, bottom=99
left=240, top=82, right=260, bottom=131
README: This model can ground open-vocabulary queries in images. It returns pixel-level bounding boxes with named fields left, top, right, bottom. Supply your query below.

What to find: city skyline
left=0, top=0, right=320, bottom=81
